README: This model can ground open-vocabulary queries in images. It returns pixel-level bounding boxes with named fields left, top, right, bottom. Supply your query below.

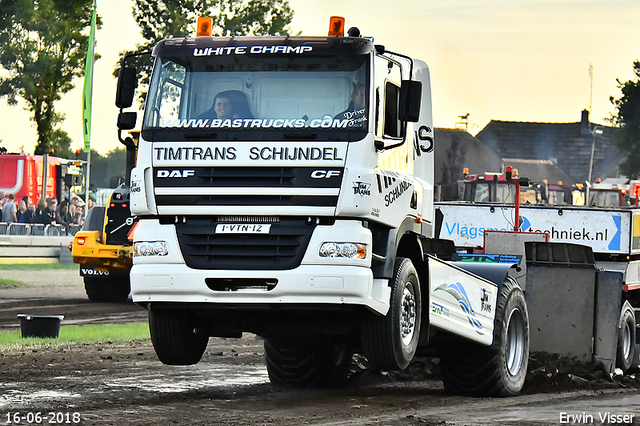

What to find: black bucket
left=17, top=314, right=64, bottom=338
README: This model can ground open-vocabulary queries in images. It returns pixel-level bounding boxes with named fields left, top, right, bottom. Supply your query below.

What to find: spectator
left=16, top=199, right=28, bottom=223
left=28, top=204, right=37, bottom=222
left=41, top=197, right=58, bottom=225
left=35, top=198, right=50, bottom=225
left=2, top=193, right=17, bottom=224
left=20, top=202, right=36, bottom=224
left=56, top=200, right=72, bottom=231
left=72, top=205, right=84, bottom=227
left=71, top=196, right=81, bottom=210
left=35, top=199, right=45, bottom=223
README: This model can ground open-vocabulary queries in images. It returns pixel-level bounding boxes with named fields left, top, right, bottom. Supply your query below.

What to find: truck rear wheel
left=84, top=276, right=130, bottom=303
left=616, top=305, right=636, bottom=373
left=440, top=277, right=529, bottom=397
left=264, top=336, right=353, bottom=388
left=149, top=309, right=208, bottom=365
left=361, top=257, right=422, bottom=371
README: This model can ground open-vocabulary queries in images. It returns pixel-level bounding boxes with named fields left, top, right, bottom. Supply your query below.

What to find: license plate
left=215, top=224, right=271, bottom=234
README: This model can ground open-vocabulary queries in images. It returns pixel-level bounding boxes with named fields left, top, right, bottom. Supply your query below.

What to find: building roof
left=434, top=128, right=504, bottom=200
left=475, top=111, right=621, bottom=183
left=434, top=128, right=503, bottom=181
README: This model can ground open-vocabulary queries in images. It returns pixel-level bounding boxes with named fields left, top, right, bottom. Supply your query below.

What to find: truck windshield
left=143, top=53, right=369, bottom=142
left=467, top=182, right=516, bottom=204
left=588, top=190, right=627, bottom=207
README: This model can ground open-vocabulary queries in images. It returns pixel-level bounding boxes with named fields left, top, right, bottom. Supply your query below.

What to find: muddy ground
left=1, top=268, right=639, bottom=425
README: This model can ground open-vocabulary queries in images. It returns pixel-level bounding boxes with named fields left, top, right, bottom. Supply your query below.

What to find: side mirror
left=115, top=67, right=137, bottom=109
left=399, top=80, right=422, bottom=122
left=117, top=112, right=137, bottom=130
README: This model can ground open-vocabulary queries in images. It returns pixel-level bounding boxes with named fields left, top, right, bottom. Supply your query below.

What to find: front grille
left=175, top=216, right=318, bottom=270
left=154, top=166, right=343, bottom=209
left=156, top=194, right=337, bottom=207
left=153, top=167, right=342, bottom=188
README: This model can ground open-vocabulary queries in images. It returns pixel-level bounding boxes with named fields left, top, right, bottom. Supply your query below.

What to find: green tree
left=115, top=0, right=294, bottom=104
left=610, top=60, right=640, bottom=178
left=0, top=0, right=101, bottom=156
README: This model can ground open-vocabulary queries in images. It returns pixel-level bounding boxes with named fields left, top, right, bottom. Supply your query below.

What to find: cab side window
left=374, top=56, right=403, bottom=139
left=384, top=82, right=401, bottom=138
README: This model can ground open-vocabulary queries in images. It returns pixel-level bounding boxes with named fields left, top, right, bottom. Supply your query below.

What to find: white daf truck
left=116, top=18, right=530, bottom=396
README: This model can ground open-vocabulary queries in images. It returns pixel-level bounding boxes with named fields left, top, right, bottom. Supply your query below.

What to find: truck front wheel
left=149, top=309, right=208, bottom=365
left=264, top=336, right=353, bottom=388
left=440, top=277, right=529, bottom=397
left=361, top=257, right=422, bottom=371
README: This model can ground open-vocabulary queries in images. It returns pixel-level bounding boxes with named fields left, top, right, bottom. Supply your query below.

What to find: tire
left=149, top=309, right=208, bottom=365
left=440, top=277, right=529, bottom=397
left=361, top=257, right=422, bottom=371
left=616, top=306, right=636, bottom=373
left=84, top=275, right=130, bottom=303
left=264, top=336, right=353, bottom=388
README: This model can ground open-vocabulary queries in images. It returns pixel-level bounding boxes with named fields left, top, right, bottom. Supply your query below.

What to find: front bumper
left=130, top=219, right=390, bottom=315
left=131, top=263, right=389, bottom=314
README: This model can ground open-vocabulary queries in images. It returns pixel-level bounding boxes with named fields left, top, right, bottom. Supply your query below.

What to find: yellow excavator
left=71, top=131, right=138, bottom=302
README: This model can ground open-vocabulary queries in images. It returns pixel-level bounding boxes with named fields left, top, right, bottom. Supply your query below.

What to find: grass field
left=0, top=322, right=150, bottom=350
left=0, top=278, right=22, bottom=286
left=0, top=263, right=77, bottom=271
left=0, top=263, right=78, bottom=286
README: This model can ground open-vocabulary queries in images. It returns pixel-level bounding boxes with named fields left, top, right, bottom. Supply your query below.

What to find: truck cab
left=461, top=169, right=575, bottom=206
left=126, top=32, right=434, bottom=317
left=116, top=18, right=530, bottom=396
left=587, top=178, right=632, bottom=207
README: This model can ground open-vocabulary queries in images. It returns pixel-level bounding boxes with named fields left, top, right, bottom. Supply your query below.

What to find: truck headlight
left=134, top=241, right=169, bottom=257
left=319, top=242, right=366, bottom=259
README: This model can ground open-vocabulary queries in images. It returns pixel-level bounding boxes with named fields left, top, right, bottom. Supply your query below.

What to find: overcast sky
left=0, top=0, right=638, bottom=155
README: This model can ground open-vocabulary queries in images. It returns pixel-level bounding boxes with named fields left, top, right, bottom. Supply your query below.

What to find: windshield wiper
left=283, top=132, right=317, bottom=140
left=184, top=132, right=218, bottom=140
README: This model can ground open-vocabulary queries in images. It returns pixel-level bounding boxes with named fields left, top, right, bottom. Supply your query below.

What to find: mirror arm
left=375, top=50, right=416, bottom=152
left=117, top=128, right=136, bottom=148
left=376, top=132, right=407, bottom=152
left=381, top=49, right=414, bottom=82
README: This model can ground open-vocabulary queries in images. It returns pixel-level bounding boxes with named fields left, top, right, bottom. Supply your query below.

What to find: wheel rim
left=400, top=283, right=417, bottom=346
left=505, top=308, right=526, bottom=376
left=622, top=320, right=632, bottom=360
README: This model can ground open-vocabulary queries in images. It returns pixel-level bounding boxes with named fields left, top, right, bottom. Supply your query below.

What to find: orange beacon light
left=197, top=17, right=213, bottom=37
left=328, top=16, right=345, bottom=37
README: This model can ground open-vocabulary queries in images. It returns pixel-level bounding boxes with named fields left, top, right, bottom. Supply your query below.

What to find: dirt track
left=0, top=268, right=146, bottom=329
left=1, top=268, right=639, bottom=425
